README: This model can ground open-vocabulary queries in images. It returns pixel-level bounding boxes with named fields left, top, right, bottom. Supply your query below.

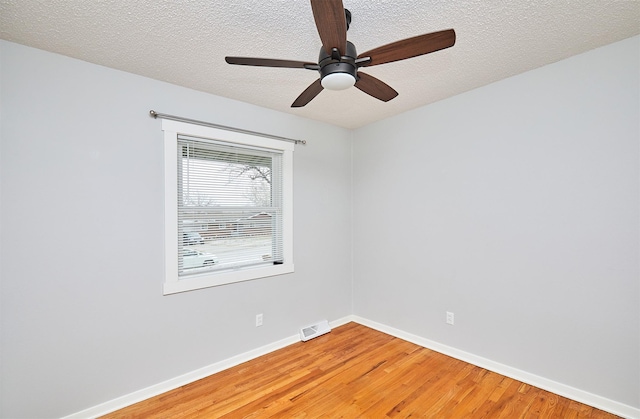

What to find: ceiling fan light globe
left=321, top=72, right=356, bottom=91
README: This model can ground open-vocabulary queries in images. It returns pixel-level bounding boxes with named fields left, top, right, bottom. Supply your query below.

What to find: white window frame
left=162, top=119, right=294, bottom=295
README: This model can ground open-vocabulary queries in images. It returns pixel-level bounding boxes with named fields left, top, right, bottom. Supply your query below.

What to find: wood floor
left=102, top=322, right=619, bottom=418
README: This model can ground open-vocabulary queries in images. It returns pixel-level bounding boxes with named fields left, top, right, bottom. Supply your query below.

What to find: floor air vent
left=300, top=320, right=331, bottom=342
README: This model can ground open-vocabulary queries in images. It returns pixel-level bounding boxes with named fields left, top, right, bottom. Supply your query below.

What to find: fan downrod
left=345, top=8, right=351, bottom=31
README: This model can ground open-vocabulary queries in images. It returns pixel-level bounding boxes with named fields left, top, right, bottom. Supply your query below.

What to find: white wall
left=0, top=40, right=352, bottom=418
left=353, top=36, right=639, bottom=409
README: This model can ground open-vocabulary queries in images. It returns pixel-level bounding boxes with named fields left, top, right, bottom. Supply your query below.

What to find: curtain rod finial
left=149, top=110, right=158, bottom=118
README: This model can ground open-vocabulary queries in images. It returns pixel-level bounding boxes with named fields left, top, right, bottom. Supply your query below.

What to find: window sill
left=163, top=262, right=294, bottom=295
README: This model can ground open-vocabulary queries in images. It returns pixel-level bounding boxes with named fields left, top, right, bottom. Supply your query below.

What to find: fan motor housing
left=319, top=41, right=357, bottom=80
left=320, top=61, right=356, bottom=80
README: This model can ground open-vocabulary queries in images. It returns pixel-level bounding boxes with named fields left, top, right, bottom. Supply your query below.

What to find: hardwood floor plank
left=101, top=323, right=621, bottom=418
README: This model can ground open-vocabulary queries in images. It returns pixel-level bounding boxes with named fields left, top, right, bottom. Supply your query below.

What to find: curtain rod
left=149, top=110, right=306, bottom=145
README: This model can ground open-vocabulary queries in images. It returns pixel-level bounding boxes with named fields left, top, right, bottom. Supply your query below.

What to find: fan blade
left=226, top=57, right=318, bottom=70
left=291, top=79, right=324, bottom=107
left=355, top=72, right=398, bottom=102
left=310, top=0, right=347, bottom=56
left=357, top=29, right=456, bottom=67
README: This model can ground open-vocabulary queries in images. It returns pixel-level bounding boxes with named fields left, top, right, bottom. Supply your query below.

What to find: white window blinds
left=177, top=135, right=284, bottom=277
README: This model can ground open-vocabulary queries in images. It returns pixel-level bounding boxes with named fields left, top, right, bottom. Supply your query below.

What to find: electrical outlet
left=256, top=313, right=263, bottom=327
left=446, top=311, right=454, bottom=325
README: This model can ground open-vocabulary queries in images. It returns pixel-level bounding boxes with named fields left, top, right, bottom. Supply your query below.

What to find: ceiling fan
left=225, top=0, right=455, bottom=108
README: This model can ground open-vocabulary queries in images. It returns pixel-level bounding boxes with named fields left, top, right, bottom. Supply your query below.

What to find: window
left=163, top=120, right=294, bottom=294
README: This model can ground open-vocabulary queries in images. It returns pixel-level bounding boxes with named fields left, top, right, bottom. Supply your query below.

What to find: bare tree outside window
left=226, top=164, right=272, bottom=207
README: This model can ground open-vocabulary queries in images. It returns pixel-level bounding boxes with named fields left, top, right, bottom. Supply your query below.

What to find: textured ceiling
left=1, top=0, right=639, bottom=129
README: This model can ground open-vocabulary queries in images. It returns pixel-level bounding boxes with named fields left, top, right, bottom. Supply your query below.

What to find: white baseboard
left=328, top=315, right=354, bottom=329
left=350, top=315, right=639, bottom=419
left=63, top=314, right=638, bottom=419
